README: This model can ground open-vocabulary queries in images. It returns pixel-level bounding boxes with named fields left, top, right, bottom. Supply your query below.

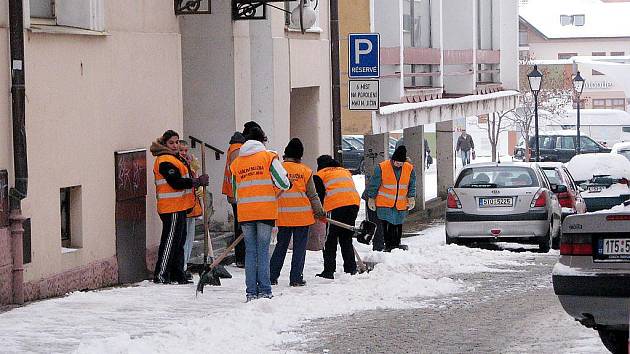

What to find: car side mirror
left=552, top=184, right=568, bottom=193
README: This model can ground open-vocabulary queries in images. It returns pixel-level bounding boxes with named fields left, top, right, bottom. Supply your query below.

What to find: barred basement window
left=60, top=186, right=83, bottom=249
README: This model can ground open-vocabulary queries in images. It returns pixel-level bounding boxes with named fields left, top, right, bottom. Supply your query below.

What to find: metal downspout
left=9, top=0, right=28, bottom=305
left=330, top=0, right=342, bottom=162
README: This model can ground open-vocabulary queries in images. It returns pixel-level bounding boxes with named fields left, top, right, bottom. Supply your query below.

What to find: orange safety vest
left=222, top=143, right=242, bottom=198
left=277, top=161, right=315, bottom=227
left=376, top=160, right=413, bottom=211
left=230, top=150, right=279, bottom=222
left=187, top=195, right=203, bottom=218
left=316, top=167, right=360, bottom=212
left=153, top=154, right=195, bottom=214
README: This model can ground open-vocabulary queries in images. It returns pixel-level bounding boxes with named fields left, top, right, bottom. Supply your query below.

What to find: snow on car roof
left=611, top=142, right=630, bottom=153
left=520, top=0, right=630, bottom=39
left=538, top=162, right=564, bottom=168
left=566, top=153, right=630, bottom=181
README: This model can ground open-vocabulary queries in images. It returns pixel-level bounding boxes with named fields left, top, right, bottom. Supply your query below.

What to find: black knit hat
left=391, top=145, right=407, bottom=162
left=246, top=126, right=267, bottom=143
left=284, top=138, right=304, bottom=159
left=316, top=154, right=340, bottom=171
left=243, top=121, right=262, bottom=136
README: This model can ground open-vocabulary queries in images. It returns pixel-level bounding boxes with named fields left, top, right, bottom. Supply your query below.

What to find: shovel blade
left=214, top=264, right=232, bottom=279
left=196, top=269, right=221, bottom=295
left=355, top=220, right=377, bottom=244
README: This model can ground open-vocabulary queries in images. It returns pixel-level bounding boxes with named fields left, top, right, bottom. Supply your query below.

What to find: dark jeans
left=269, top=226, right=309, bottom=283
left=232, top=203, right=245, bottom=264
left=366, top=200, right=384, bottom=251
left=382, top=221, right=403, bottom=250
left=154, top=210, right=187, bottom=283
left=322, top=205, right=359, bottom=275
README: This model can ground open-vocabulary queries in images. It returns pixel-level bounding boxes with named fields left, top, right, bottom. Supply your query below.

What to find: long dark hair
left=161, top=129, right=179, bottom=144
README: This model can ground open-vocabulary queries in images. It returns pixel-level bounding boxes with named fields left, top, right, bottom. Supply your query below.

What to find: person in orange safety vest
left=230, top=126, right=291, bottom=302
left=150, top=130, right=209, bottom=285
left=365, top=145, right=416, bottom=252
left=313, top=155, right=361, bottom=279
left=269, top=138, right=325, bottom=287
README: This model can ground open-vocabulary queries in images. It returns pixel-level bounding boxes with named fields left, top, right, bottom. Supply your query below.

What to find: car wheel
left=445, top=231, right=457, bottom=245
left=551, top=220, right=561, bottom=250
left=598, top=329, right=629, bottom=354
left=538, top=223, right=552, bottom=253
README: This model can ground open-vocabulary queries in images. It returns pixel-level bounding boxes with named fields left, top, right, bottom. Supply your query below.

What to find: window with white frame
left=29, top=0, right=105, bottom=32
left=284, top=0, right=321, bottom=32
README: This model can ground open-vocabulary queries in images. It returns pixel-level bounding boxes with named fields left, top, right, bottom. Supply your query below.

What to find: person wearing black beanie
left=364, top=144, right=417, bottom=252
left=270, top=138, right=326, bottom=287
left=313, top=154, right=361, bottom=278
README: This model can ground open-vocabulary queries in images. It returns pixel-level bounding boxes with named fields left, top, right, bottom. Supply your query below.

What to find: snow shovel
left=326, top=218, right=377, bottom=245
left=196, top=233, right=244, bottom=294
left=190, top=136, right=231, bottom=280
left=353, top=246, right=374, bottom=273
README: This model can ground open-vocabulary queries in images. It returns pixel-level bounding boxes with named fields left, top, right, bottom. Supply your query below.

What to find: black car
left=513, top=132, right=611, bottom=163
left=341, top=136, right=364, bottom=174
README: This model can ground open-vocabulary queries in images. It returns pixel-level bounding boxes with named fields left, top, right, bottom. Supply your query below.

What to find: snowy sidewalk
left=0, top=225, right=541, bottom=354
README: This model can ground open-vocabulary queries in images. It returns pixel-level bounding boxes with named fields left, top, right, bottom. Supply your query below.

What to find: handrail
left=189, top=135, right=224, bottom=160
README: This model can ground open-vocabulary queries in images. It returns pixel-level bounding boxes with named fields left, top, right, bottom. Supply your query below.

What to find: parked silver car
left=445, top=162, right=562, bottom=252
left=553, top=208, right=630, bottom=353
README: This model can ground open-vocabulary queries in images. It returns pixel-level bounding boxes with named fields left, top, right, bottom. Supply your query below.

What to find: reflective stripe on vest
left=230, top=150, right=279, bottom=222
left=375, top=160, right=413, bottom=211
left=222, top=143, right=242, bottom=198
left=277, top=161, right=315, bottom=227
left=316, top=167, right=360, bottom=212
left=153, top=154, right=195, bottom=214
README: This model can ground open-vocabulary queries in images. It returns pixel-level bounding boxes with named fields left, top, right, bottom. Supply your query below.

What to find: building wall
left=522, top=25, right=630, bottom=109
left=339, top=0, right=372, bottom=134
left=15, top=0, right=182, bottom=288
left=180, top=1, right=237, bottom=229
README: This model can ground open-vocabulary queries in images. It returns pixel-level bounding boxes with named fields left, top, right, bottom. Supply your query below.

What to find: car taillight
left=557, top=191, right=576, bottom=209
left=560, top=233, right=593, bottom=255
left=530, top=189, right=546, bottom=208
left=447, top=188, right=462, bottom=209
left=618, top=178, right=629, bottom=186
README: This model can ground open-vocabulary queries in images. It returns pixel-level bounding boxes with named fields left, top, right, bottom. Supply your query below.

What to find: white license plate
left=588, top=186, right=605, bottom=193
left=600, top=239, right=630, bottom=256
left=479, top=197, right=513, bottom=208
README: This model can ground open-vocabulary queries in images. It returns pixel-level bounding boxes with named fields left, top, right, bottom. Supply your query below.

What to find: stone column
left=437, top=120, right=455, bottom=199
left=402, top=125, right=425, bottom=211
left=363, top=133, right=389, bottom=251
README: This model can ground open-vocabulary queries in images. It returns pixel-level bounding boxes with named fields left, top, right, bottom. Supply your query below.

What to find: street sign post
left=348, top=33, right=380, bottom=79
left=349, top=80, right=379, bottom=111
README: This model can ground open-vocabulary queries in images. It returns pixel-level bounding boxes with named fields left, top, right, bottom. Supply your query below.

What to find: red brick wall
left=23, top=256, right=118, bottom=302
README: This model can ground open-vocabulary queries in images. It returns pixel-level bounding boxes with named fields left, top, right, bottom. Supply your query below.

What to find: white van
left=547, top=109, right=630, bottom=147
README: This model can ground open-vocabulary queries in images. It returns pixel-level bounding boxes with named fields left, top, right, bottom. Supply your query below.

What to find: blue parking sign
left=348, top=33, right=380, bottom=78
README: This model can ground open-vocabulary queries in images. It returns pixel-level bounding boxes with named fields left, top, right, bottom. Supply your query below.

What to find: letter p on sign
left=348, top=33, right=380, bottom=79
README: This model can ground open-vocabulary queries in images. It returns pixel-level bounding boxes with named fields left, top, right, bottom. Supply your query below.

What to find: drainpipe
left=9, top=0, right=28, bottom=305
left=330, top=0, right=342, bottom=162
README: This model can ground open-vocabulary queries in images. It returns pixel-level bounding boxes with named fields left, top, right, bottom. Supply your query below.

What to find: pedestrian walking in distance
left=456, top=130, right=475, bottom=167
left=179, top=140, right=203, bottom=281
left=230, top=126, right=291, bottom=302
left=365, top=145, right=416, bottom=252
left=269, top=138, right=326, bottom=287
left=151, top=130, right=209, bottom=285
left=314, top=155, right=361, bottom=279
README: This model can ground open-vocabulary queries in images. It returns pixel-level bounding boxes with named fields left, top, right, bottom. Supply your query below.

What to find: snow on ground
left=0, top=225, right=538, bottom=354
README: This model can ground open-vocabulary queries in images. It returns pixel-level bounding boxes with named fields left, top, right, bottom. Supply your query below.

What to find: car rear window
left=617, top=150, right=630, bottom=162
left=455, top=166, right=540, bottom=188
left=542, top=168, right=563, bottom=185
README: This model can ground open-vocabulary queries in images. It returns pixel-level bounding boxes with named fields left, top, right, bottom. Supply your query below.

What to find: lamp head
left=527, top=65, right=543, bottom=94
left=573, top=70, right=585, bottom=96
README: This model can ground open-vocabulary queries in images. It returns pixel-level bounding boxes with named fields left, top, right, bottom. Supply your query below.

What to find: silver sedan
left=445, top=162, right=562, bottom=252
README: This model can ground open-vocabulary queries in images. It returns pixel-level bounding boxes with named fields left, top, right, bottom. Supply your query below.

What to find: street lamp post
left=573, top=71, right=586, bottom=154
left=527, top=65, right=543, bottom=162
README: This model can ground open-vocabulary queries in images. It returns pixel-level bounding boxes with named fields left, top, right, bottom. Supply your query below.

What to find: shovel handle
left=326, top=218, right=356, bottom=231
left=210, top=233, right=244, bottom=269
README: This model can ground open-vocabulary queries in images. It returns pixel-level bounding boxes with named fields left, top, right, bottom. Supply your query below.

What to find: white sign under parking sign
left=348, top=80, right=379, bottom=111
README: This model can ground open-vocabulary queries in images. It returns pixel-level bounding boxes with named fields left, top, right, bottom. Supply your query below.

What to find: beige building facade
left=1, top=0, right=184, bottom=304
